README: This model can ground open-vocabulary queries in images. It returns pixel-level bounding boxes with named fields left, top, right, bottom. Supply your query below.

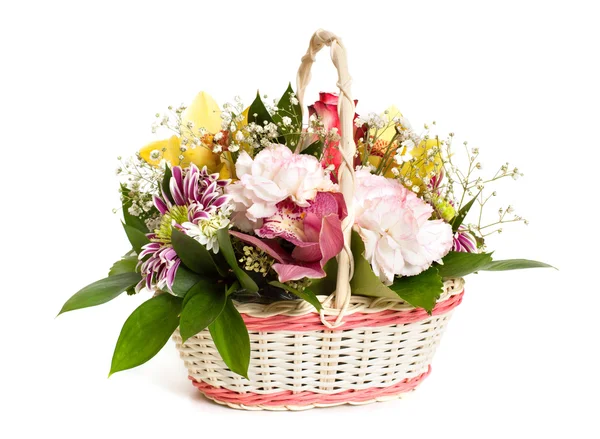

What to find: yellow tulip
left=139, top=91, right=224, bottom=174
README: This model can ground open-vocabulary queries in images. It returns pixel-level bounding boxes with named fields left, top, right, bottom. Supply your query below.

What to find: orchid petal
left=229, top=230, right=290, bottom=263
left=272, top=262, right=325, bottom=283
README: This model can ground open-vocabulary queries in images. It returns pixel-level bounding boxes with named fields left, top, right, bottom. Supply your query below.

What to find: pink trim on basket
left=190, top=366, right=431, bottom=407
left=241, top=292, right=463, bottom=332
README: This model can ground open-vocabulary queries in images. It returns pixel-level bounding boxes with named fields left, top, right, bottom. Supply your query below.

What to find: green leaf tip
left=109, top=294, right=182, bottom=376
left=58, top=272, right=141, bottom=316
left=268, top=281, right=323, bottom=311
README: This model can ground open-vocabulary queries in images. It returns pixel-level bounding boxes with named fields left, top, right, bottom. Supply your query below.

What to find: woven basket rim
left=233, top=278, right=464, bottom=318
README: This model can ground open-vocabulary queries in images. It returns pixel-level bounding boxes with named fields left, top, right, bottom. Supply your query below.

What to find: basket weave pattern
left=174, top=279, right=464, bottom=410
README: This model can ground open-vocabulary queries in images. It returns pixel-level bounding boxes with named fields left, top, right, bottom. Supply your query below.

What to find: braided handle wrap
left=296, top=30, right=355, bottom=324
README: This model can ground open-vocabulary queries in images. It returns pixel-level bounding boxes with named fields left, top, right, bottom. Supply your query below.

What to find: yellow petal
left=139, top=136, right=182, bottom=167
left=400, top=138, right=442, bottom=189
left=218, top=161, right=232, bottom=180
left=181, top=145, right=220, bottom=173
left=366, top=155, right=396, bottom=178
left=373, top=106, right=403, bottom=143
left=181, top=91, right=222, bottom=136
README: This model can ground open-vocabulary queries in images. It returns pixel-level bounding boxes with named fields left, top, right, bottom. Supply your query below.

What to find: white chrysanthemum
left=226, top=144, right=337, bottom=231
left=354, top=169, right=453, bottom=285
left=182, top=209, right=231, bottom=254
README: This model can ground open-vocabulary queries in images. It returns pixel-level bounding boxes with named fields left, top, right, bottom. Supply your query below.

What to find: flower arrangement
left=59, top=85, right=551, bottom=379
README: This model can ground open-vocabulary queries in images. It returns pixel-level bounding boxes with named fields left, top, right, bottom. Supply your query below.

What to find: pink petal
left=291, top=213, right=343, bottom=266
left=312, top=102, right=340, bottom=131
left=319, top=92, right=339, bottom=105
left=229, top=230, right=290, bottom=263
left=272, top=262, right=325, bottom=282
left=291, top=240, right=321, bottom=262
left=317, top=214, right=344, bottom=265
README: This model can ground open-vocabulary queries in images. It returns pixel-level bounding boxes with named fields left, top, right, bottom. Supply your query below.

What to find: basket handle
left=296, top=29, right=355, bottom=316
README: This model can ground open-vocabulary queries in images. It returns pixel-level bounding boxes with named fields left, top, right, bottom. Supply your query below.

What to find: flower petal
left=272, top=262, right=325, bottom=282
left=229, top=230, right=290, bottom=263
left=181, top=91, right=222, bottom=135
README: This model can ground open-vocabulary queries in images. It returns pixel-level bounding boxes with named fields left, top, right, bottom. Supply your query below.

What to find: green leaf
left=122, top=222, right=150, bottom=255
left=58, top=272, right=141, bottom=315
left=272, top=83, right=302, bottom=149
left=388, top=267, right=444, bottom=313
left=301, top=140, right=324, bottom=158
left=349, top=231, right=397, bottom=298
left=209, top=298, right=250, bottom=379
left=269, top=281, right=322, bottom=311
left=437, top=251, right=494, bottom=278
left=452, top=195, right=478, bottom=233
left=217, top=229, right=258, bottom=293
left=161, top=165, right=174, bottom=205
left=309, top=258, right=338, bottom=296
left=481, top=259, right=556, bottom=271
left=248, top=92, right=274, bottom=127
left=171, top=266, right=203, bottom=297
left=180, top=281, right=227, bottom=342
left=110, top=294, right=182, bottom=376
left=225, top=281, right=240, bottom=297
left=171, top=228, right=223, bottom=277
left=108, top=256, right=138, bottom=276
left=120, top=184, right=149, bottom=233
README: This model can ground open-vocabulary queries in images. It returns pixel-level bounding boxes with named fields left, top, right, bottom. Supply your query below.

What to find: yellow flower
left=139, top=91, right=230, bottom=178
left=360, top=106, right=403, bottom=178
left=360, top=106, right=442, bottom=189
left=398, top=137, right=443, bottom=190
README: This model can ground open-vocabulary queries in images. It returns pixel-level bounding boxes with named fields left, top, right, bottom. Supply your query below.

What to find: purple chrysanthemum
left=138, top=241, right=181, bottom=292
left=153, top=165, right=230, bottom=219
left=453, top=225, right=478, bottom=253
left=136, top=164, right=231, bottom=293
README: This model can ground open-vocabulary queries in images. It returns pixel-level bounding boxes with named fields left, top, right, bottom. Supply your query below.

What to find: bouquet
left=59, top=84, right=552, bottom=379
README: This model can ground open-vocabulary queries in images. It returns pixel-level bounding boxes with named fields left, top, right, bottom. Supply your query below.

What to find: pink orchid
left=230, top=191, right=347, bottom=282
left=308, top=92, right=366, bottom=177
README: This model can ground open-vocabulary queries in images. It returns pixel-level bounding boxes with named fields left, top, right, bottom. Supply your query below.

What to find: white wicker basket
left=174, top=278, right=463, bottom=410
left=174, top=30, right=464, bottom=410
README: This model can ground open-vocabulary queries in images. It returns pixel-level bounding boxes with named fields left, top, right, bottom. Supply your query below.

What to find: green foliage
left=120, top=183, right=149, bottom=233
left=389, top=267, right=444, bottom=313
left=180, top=281, right=227, bottom=342
left=481, top=259, right=556, bottom=271
left=301, top=140, right=324, bottom=158
left=309, top=258, right=338, bottom=296
left=110, top=294, right=182, bottom=376
left=161, top=165, right=174, bottom=204
left=272, top=83, right=302, bottom=149
left=217, top=229, right=258, bottom=293
left=122, top=222, right=150, bottom=255
left=437, top=251, right=494, bottom=278
left=171, top=229, right=223, bottom=277
left=209, top=298, right=250, bottom=379
left=108, top=256, right=138, bottom=276
left=452, top=195, right=478, bottom=233
left=58, top=272, right=141, bottom=315
left=171, top=266, right=203, bottom=297
left=248, top=92, right=274, bottom=127
left=349, top=231, right=397, bottom=299
left=269, top=281, right=322, bottom=311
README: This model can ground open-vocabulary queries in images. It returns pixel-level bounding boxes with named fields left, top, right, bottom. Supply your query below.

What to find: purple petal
left=154, top=195, right=168, bottom=215
left=170, top=177, right=185, bottom=205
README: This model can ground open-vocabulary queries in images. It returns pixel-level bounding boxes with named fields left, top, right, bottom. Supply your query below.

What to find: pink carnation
left=354, top=169, right=453, bottom=285
left=227, top=144, right=336, bottom=231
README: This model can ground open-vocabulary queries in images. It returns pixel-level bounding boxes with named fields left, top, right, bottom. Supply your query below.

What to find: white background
left=1, top=1, right=599, bottom=438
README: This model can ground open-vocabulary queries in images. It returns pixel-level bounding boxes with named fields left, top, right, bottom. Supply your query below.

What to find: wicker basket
left=173, top=29, right=464, bottom=410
